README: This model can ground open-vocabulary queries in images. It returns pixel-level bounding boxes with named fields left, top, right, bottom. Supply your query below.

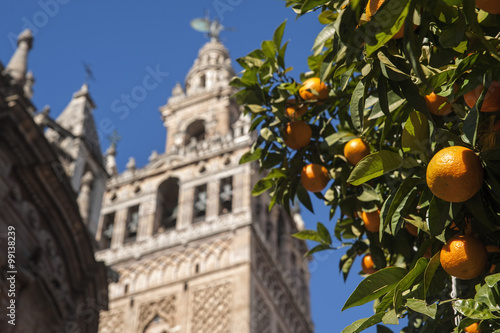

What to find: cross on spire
left=107, top=130, right=121, bottom=148
left=82, top=62, right=96, bottom=84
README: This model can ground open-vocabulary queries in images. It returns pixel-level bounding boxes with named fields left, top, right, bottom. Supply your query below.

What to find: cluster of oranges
left=282, top=77, right=331, bottom=193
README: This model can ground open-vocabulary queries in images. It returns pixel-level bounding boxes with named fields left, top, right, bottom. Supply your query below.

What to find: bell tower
left=95, top=23, right=313, bottom=333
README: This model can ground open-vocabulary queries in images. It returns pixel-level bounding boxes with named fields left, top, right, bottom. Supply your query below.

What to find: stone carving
left=98, top=309, right=125, bottom=333
left=191, top=282, right=231, bottom=333
left=137, top=295, right=176, bottom=332
left=108, top=238, right=231, bottom=300
left=251, top=291, right=271, bottom=333
left=254, top=245, right=309, bottom=333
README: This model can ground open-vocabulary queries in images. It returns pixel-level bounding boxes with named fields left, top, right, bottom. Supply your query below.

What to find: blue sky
left=0, top=1, right=405, bottom=332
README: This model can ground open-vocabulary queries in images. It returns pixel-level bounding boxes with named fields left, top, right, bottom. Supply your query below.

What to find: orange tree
left=231, top=0, right=500, bottom=332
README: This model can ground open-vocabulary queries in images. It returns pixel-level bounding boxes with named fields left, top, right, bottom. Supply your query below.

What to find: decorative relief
left=6, top=177, right=73, bottom=318
left=251, top=291, right=271, bottom=333
left=109, top=238, right=232, bottom=300
left=254, top=245, right=310, bottom=333
left=137, top=295, right=176, bottom=332
left=191, top=282, right=232, bottom=333
left=98, top=309, right=125, bottom=333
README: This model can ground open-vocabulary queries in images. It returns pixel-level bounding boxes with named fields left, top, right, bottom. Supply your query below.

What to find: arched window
left=156, top=178, right=179, bottom=232
left=219, top=177, right=233, bottom=215
left=185, top=119, right=205, bottom=145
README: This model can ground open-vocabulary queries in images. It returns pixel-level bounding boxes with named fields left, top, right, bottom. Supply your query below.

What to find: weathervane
left=190, top=11, right=232, bottom=41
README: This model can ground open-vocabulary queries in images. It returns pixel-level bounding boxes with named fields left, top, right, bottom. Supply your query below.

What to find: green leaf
left=350, top=79, right=366, bottom=133
left=439, top=14, right=466, bottom=48
left=393, top=258, right=428, bottom=310
left=347, top=151, right=405, bottom=186
left=463, top=104, right=479, bottom=146
left=324, top=131, right=356, bottom=147
left=486, top=273, right=500, bottom=288
left=318, top=10, right=337, bottom=24
left=297, top=182, right=314, bottom=213
left=475, top=282, right=500, bottom=311
left=377, top=75, right=393, bottom=123
left=428, top=197, right=462, bottom=237
left=260, top=127, right=276, bottom=142
left=364, top=0, right=411, bottom=56
left=240, top=148, right=263, bottom=164
left=252, top=179, right=274, bottom=196
left=341, top=312, right=385, bottom=333
left=384, top=177, right=422, bottom=234
left=401, top=111, right=430, bottom=154
left=382, top=309, right=399, bottom=325
left=466, top=192, right=498, bottom=231
left=261, top=40, right=276, bottom=60
left=406, top=299, right=437, bottom=319
left=300, top=0, right=332, bottom=13
left=292, top=229, right=322, bottom=243
left=273, top=20, right=287, bottom=49
left=317, top=222, right=332, bottom=245
left=376, top=326, right=394, bottom=333
left=304, top=243, right=332, bottom=257
left=453, top=299, right=500, bottom=320
left=313, top=23, right=336, bottom=56
left=424, top=252, right=442, bottom=299
left=246, top=104, right=267, bottom=113
left=342, top=266, right=408, bottom=311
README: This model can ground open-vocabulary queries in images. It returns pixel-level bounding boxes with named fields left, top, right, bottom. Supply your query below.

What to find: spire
left=54, top=83, right=102, bottom=163
left=5, top=29, right=33, bottom=85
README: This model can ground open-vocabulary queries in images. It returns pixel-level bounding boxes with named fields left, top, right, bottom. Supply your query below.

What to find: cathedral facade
left=94, top=38, right=313, bottom=333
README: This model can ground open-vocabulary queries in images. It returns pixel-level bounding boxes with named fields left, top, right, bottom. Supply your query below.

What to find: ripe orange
left=300, top=164, right=329, bottom=192
left=426, top=146, right=484, bottom=203
left=464, top=81, right=500, bottom=112
left=476, top=0, right=500, bottom=14
left=405, top=223, right=418, bottom=237
left=283, top=120, right=312, bottom=150
left=440, top=234, right=488, bottom=280
left=424, top=92, right=453, bottom=116
left=361, top=210, right=381, bottom=233
left=286, top=99, right=308, bottom=120
left=344, top=138, right=370, bottom=165
left=366, top=0, right=416, bottom=39
left=299, top=77, right=329, bottom=101
left=465, top=322, right=481, bottom=333
left=361, top=254, right=377, bottom=274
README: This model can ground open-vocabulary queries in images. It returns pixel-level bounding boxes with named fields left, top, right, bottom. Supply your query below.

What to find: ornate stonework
left=95, top=38, right=312, bottom=333
left=138, top=295, right=176, bottom=332
left=98, top=309, right=125, bottom=333
left=251, top=291, right=271, bottom=333
left=191, top=282, right=231, bottom=333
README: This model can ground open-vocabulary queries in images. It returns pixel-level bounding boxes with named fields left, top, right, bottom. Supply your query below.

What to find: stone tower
left=95, top=38, right=313, bottom=333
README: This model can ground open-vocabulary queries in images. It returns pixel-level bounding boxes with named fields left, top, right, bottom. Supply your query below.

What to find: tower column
left=178, top=186, right=194, bottom=230
left=206, top=179, right=220, bottom=220
left=111, top=208, right=128, bottom=248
